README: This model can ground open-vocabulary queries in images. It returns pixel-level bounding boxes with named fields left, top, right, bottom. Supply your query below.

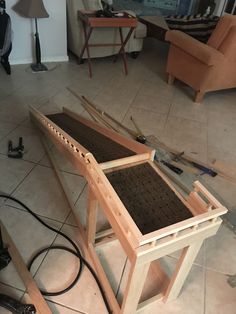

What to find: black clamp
left=8, top=137, right=24, bottom=159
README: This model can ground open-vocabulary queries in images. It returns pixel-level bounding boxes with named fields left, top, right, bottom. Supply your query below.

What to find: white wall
left=6, top=0, right=68, bottom=64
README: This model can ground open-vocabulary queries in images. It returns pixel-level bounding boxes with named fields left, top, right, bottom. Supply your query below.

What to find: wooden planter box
left=30, top=106, right=227, bottom=314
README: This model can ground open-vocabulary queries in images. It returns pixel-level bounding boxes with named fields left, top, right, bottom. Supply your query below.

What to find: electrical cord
left=0, top=194, right=112, bottom=314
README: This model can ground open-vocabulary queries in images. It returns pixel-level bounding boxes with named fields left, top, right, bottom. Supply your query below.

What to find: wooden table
left=78, top=10, right=137, bottom=77
left=139, top=15, right=169, bottom=41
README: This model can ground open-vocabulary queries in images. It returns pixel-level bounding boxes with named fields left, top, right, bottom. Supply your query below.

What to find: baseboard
left=10, top=55, right=69, bottom=65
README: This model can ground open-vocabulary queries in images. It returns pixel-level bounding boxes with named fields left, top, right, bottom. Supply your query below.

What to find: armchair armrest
left=166, top=30, right=225, bottom=66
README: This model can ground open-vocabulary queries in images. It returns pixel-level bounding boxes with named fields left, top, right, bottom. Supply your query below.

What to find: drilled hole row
left=43, top=119, right=90, bottom=163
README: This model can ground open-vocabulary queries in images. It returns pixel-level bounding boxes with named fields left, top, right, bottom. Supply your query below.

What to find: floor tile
left=0, top=283, right=24, bottom=314
left=122, top=107, right=167, bottom=139
left=162, top=116, right=208, bottom=163
left=201, top=175, right=236, bottom=210
left=66, top=185, right=109, bottom=233
left=207, top=122, right=236, bottom=158
left=0, top=125, right=45, bottom=163
left=34, top=224, right=109, bottom=314
left=205, top=224, right=236, bottom=274
left=205, top=269, right=236, bottom=314
left=0, top=204, right=62, bottom=290
left=140, top=265, right=205, bottom=314
left=10, top=165, right=71, bottom=222
left=118, top=258, right=205, bottom=314
left=38, top=88, right=85, bottom=116
left=206, top=90, right=236, bottom=129
left=0, top=122, right=18, bottom=142
left=170, top=89, right=208, bottom=123
left=169, top=241, right=205, bottom=267
left=0, top=155, right=34, bottom=195
left=0, top=94, right=31, bottom=124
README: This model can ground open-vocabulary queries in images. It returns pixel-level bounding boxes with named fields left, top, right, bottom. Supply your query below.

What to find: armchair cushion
left=165, top=14, right=219, bottom=42
left=166, top=30, right=224, bottom=66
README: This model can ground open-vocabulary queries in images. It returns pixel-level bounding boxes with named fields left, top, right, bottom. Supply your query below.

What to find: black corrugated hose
left=0, top=194, right=112, bottom=314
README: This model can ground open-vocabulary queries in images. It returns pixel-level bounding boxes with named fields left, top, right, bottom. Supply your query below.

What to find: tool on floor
left=7, top=137, right=24, bottom=159
left=130, top=116, right=147, bottom=144
left=160, top=160, right=183, bottom=175
left=190, top=162, right=217, bottom=177
left=146, top=135, right=220, bottom=178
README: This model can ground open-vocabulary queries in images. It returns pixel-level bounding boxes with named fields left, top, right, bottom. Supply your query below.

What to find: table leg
left=79, top=22, right=93, bottom=78
left=163, top=241, right=204, bottom=302
left=114, top=27, right=135, bottom=75
left=119, top=27, right=128, bottom=75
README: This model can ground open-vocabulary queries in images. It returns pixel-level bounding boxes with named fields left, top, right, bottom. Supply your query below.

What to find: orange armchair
left=165, top=15, right=236, bottom=102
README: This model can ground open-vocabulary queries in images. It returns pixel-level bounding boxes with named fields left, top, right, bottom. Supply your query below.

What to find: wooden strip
left=88, top=243, right=121, bottom=314
left=139, top=208, right=225, bottom=246
left=121, top=260, right=150, bottom=314
left=137, top=220, right=221, bottom=265
left=163, top=240, right=203, bottom=302
left=193, top=181, right=225, bottom=208
left=0, top=221, right=52, bottom=314
left=137, top=293, right=164, bottom=313
left=100, top=153, right=151, bottom=171
left=87, top=188, right=98, bottom=244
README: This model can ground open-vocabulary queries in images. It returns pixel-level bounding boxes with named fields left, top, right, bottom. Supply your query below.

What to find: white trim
left=10, top=55, right=69, bottom=65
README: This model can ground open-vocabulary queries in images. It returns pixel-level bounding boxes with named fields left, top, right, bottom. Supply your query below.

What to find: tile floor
left=0, top=39, right=235, bottom=314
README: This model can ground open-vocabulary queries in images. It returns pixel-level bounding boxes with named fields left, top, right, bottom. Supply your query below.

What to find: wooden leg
left=114, top=27, right=135, bottom=75
left=121, top=259, right=150, bottom=314
left=163, top=241, right=203, bottom=303
left=119, top=27, right=128, bottom=76
left=168, top=74, right=175, bottom=85
left=79, top=22, right=93, bottom=78
left=86, top=187, right=98, bottom=245
left=195, top=91, right=204, bottom=103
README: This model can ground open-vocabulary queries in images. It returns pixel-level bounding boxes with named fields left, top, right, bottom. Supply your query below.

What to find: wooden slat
left=100, top=153, right=151, bottom=171
left=163, top=240, right=203, bottom=302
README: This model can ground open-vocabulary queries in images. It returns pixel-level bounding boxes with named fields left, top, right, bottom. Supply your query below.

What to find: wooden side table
left=78, top=11, right=137, bottom=77
left=139, top=15, right=169, bottom=41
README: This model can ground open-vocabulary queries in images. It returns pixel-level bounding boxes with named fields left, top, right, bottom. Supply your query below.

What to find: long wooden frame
left=30, top=107, right=227, bottom=314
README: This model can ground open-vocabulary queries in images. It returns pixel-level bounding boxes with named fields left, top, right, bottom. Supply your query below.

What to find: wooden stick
left=67, top=87, right=119, bottom=132
left=147, top=135, right=236, bottom=184
left=82, top=95, right=137, bottom=137
left=67, top=87, right=137, bottom=137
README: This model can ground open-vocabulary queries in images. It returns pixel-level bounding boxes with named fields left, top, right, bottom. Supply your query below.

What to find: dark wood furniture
left=77, top=10, right=137, bottom=77
left=139, top=15, right=169, bottom=41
